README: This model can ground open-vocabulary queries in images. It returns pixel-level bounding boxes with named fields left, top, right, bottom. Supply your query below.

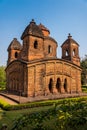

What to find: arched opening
left=64, top=78, right=67, bottom=92
left=49, top=78, right=53, bottom=93
left=48, top=45, right=52, bottom=53
left=56, top=78, right=61, bottom=93
left=65, top=49, right=68, bottom=56
left=73, top=49, right=75, bottom=56
left=15, top=52, right=18, bottom=58
left=34, top=40, right=38, bottom=49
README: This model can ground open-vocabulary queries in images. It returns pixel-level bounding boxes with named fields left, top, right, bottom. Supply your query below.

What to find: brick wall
left=26, top=59, right=82, bottom=97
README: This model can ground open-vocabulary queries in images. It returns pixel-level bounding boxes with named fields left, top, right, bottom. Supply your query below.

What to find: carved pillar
left=70, top=66, right=72, bottom=93
left=23, top=65, right=28, bottom=96
left=61, top=62, right=65, bottom=94
left=45, top=77, right=50, bottom=95
left=34, top=65, right=36, bottom=97
left=66, top=78, right=69, bottom=93
left=61, top=81, right=65, bottom=93
left=53, top=80, right=58, bottom=94
left=53, top=61, right=58, bottom=94
left=76, top=70, right=82, bottom=93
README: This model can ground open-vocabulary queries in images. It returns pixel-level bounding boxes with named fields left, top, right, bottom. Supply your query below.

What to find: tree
left=81, top=56, right=87, bottom=85
left=0, top=66, right=6, bottom=90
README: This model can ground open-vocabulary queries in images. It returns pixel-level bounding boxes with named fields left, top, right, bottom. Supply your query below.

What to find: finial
left=13, top=38, right=17, bottom=40
left=32, top=19, right=34, bottom=22
left=69, top=33, right=71, bottom=36
left=68, top=33, right=72, bottom=39
left=30, top=19, right=36, bottom=24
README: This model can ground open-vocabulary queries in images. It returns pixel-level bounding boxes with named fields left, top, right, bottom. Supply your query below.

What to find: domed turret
left=7, top=38, right=22, bottom=64
left=21, top=19, right=44, bottom=40
left=61, top=34, right=80, bottom=66
left=38, top=23, right=50, bottom=36
left=20, top=19, right=45, bottom=61
left=7, top=38, right=22, bottom=51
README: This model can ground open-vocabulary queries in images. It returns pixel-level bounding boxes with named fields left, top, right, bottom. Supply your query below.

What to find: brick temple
left=6, top=19, right=82, bottom=97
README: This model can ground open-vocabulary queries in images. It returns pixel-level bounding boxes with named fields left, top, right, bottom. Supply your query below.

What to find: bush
left=11, top=98, right=87, bottom=130
left=0, top=66, right=6, bottom=90
left=0, top=99, right=11, bottom=110
left=1, top=96, right=87, bottom=111
left=82, top=85, right=87, bottom=93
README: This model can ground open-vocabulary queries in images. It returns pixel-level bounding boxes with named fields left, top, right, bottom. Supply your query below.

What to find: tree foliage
left=81, top=55, right=87, bottom=85
left=0, top=66, right=6, bottom=89
left=11, top=99, right=87, bottom=130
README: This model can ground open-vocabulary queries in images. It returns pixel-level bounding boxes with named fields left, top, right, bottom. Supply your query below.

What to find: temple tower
left=7, top=38, right=21, bottom=65
left=61, top=33, right=80, bottom=66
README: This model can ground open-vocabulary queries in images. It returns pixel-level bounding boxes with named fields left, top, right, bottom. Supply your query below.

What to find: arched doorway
left=64, top=78, right=67, bottom=92
left=49, top=78, right=53, bottom=93
left=56, top=78, right=61, bottom=93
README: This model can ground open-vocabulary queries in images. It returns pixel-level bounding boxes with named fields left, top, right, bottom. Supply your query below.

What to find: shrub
left=2, top=96, right=87, bottom=111
left=0, top=99, right=11, bottom=110
left=11, top=98, right=87, bottom=130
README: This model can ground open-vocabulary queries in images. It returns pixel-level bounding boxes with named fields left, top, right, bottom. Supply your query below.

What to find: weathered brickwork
left=6, top=20, right=82, bottom=97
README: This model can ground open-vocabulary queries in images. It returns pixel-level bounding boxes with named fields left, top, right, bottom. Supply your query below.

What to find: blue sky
left=0, top=0, right=87, bottom=66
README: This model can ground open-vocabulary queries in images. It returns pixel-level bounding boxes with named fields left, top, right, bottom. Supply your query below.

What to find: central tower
left=21, top=19, right=57, bottom=61
left=21, top=19, right=44, bottom=61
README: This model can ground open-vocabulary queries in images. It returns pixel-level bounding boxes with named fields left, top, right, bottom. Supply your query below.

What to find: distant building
left=6, top=19, right=82, bottom=97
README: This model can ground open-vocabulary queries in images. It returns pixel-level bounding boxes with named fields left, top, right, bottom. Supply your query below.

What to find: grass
left=0, top=92, right=87, bottom=129
left=10, top=97, right=87, bottom=130
left=0, top=105, right=53, bottom=129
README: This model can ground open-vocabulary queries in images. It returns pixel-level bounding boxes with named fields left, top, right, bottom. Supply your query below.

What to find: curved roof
left=21, top=19, right=44, bottom=39
left=44, top=36, right=57, bottom=44
left=7, top=38, right=22, bottom=51
left=38, top=23, right=50, bottom=33
left=61, top=33, right=79, bottom=47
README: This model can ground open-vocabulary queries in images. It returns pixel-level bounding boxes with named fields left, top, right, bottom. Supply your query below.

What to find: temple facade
left=6, top=19, right=82, bottom=97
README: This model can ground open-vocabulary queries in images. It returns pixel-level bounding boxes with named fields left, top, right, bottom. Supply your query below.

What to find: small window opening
left=15, top=52, right=18, bottom=58
left=65, top=50, right=68, bottom=56
left=73, top=49, right=75, bottom=56
left=34, top=41, right=38, bottom=49
left=48, top=45, right=52, bottom=53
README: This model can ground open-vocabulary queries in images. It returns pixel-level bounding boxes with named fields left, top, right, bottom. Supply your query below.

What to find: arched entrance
left=49, top=78, right=53, bottom=93
left=64, top=78, right=67, bottom=92
left=56, top=78, right=61, bottom=93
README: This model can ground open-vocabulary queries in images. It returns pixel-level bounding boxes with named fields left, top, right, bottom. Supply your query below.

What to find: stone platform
left=0, top=92, right=87, bottom=104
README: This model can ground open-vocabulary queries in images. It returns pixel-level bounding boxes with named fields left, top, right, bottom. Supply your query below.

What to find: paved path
left=0, top=95, right=18, bottom=105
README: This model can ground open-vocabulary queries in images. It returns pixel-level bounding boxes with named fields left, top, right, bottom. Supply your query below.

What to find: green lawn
left=0, top=105, right=53, bottom=129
